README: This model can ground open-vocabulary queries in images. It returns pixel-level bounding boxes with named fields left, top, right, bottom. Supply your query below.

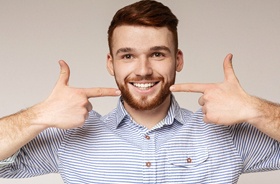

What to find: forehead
left=111, top=25, right=175, bottom=54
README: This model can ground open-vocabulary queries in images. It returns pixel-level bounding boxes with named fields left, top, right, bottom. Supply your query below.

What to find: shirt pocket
left=164, top=144, right=210, bottom=183
left=167, top=145, right=208, bottom=167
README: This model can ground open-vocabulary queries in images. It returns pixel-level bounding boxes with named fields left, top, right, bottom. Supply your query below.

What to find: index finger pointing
left=170, top=83, right=213, bottom=93
left=84, top=88, right=121, bottom=98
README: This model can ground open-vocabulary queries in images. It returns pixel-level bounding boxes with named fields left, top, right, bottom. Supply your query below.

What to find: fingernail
left=229, top=54, right=233, bottom=62
left=170, top=86, right=174, bottom=91
left=116, top=90, right=121, bottom=95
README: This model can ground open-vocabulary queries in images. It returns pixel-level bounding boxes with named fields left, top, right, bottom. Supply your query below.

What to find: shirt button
left=186, top=158, right=192, bottom=163
left=145, top=135, right=150, bottom=140
left=146, top=162, right=151, bottom=167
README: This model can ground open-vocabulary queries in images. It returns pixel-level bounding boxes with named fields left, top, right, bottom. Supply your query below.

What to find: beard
left=116, top=75, right=175, bottom=111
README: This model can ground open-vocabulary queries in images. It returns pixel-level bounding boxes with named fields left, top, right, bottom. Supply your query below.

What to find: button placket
left=143, top=133, right=156, bottom=183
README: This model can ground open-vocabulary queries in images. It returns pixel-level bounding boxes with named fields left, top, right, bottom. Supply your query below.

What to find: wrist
left=23, top=104, right=51, bottom=130
left=244, top=96, right=262, bottom=125
left=245, top=96, right=279, bottom=126
left=244, top=96, right=280, bottom=141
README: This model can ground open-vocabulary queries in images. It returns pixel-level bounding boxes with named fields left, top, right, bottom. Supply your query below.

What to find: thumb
left=57, top=60, right=70, bottom=86
left=223, top=53, right=237, bottom=82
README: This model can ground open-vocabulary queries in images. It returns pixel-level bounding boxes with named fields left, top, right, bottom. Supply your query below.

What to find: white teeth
left=133, top=83, right=155, bottom=89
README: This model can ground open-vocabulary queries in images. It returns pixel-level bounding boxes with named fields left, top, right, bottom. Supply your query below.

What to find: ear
left=175, top=49, right=184, bottom=72
left=107, top=53, right=115, bottom=76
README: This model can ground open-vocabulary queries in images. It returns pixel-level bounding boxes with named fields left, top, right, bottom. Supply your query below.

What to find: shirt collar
left=115, top=97, right=130, bottom=128
left=105, top=94, right=185, bottom=129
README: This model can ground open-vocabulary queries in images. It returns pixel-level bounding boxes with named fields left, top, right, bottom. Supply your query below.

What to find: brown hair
left=107, top=0, right=179, bottom=55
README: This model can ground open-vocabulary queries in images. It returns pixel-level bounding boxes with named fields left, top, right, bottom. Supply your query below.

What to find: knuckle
left=77, top=116, right=87, bottom=127
left=81, top=99, right=89, bottom=106
left=96, top=88, right=103, bottom=96
left=81, top=108, right=88, bottom=116
left=77, top=121, right=85, bottom=128
left=75, top=88, right=84, bottom=95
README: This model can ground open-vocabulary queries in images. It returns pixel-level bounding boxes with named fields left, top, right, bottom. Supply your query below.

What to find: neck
left=123, top=95, right=172, bottom=129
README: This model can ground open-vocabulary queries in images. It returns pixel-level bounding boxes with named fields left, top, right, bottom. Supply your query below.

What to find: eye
left=122, top=54, right=133, bottom=59
left=152, top=52, right=165, bottom=58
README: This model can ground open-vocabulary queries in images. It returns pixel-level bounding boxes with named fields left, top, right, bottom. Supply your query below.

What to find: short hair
left=107, top=0, right=179, bottom=55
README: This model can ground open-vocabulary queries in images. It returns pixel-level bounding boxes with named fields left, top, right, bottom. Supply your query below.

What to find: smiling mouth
left=131, top=82, right=159, bottom=90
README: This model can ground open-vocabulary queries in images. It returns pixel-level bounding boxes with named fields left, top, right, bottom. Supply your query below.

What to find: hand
left=170, top=54, right=254, bottom=125
left=32, top=60, right=120, bottom=129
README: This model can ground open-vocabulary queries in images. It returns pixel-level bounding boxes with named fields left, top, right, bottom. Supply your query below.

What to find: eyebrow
left=150, top=46, right=171, bottom=53
left=115, top=46, right=171, bottom=55
left=116, top=47, right=134, bottom=55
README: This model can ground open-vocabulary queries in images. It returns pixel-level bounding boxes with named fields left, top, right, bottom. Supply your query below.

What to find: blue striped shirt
left=1, top=96, right=280, bottom=183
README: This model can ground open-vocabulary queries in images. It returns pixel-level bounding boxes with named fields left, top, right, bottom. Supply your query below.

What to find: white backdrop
left=0, top=0, right=280, bottom=183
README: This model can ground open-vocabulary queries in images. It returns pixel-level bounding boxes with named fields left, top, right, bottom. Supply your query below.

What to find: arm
left=170, top=54, right=280, bottom=141
left=0, top=107, right=47, bottom=161
left=0, top=60, right=120, bottom=161
left=247, top=97, right=280, bottom=141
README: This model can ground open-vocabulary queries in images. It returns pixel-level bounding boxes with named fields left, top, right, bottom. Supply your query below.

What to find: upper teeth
left=133, top=83, right=155, bottom=88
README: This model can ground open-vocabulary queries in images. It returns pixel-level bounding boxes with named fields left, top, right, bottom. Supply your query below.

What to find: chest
left=58, top=124, right=243, bottom=183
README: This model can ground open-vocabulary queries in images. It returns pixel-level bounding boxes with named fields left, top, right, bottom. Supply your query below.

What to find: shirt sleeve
left=0, top=151, right=20, bottom=168
left=230, top=123, right=280, bottom=173
left=0, top=127, right=68, bottom=178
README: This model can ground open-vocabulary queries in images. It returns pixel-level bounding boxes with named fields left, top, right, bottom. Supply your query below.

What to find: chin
left=123, top=93, right=171, bottom=111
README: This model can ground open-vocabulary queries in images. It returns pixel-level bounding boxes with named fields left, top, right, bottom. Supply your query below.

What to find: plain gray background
left=0, top=0, right=280, bottom=183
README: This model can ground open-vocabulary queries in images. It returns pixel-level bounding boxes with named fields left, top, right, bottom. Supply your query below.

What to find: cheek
left=113, top=69, right=129, bottom=84
left=113, top=63, right=135, bottom=79
left=114, top=72, right=124, bottom=83
left=157, top=65, right=176, bottom=81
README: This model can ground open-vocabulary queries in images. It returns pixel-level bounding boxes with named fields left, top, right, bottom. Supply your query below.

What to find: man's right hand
left=0, top=60, right=120, bottom=160
left=32, top=60, right=120, bottom=129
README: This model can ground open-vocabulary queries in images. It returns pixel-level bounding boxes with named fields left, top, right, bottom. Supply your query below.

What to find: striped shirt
left=1, top=96, right=280, bottom=183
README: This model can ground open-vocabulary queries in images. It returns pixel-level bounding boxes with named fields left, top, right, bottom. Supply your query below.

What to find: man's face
left=107, top=25, right=183, bottom=110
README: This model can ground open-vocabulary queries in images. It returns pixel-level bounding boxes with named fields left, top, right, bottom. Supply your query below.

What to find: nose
left=135, top=57, right=153, bottom=76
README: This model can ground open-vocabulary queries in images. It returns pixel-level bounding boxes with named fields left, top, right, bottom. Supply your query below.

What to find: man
left=0, top=0, right=280, bottom=183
